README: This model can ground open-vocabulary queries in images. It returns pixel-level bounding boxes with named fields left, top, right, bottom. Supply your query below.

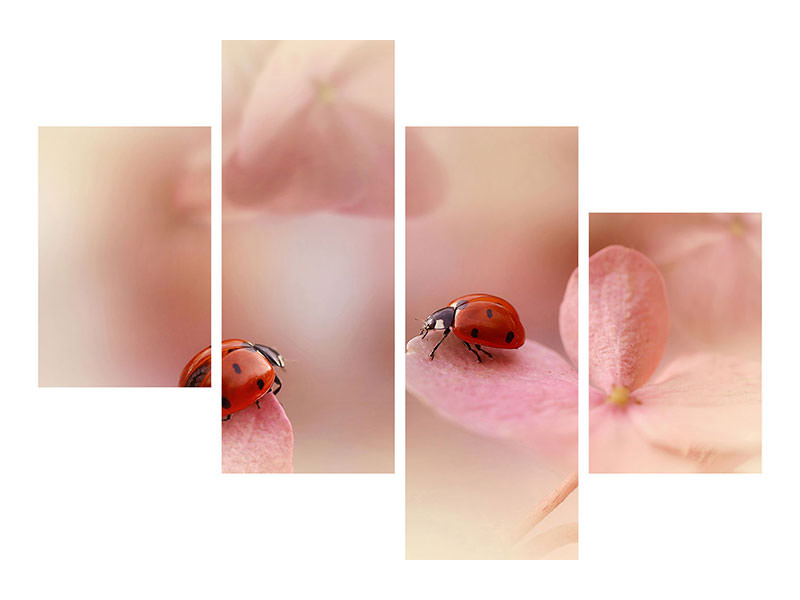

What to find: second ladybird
left=180, top=338, right=286, bottom=421
left=419, top=294, right=525, bottom=362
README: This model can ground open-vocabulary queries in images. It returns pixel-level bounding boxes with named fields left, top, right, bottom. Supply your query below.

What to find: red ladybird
left=180, top=339, right=286, bottom=421
left=419, top=294, right=525, bottom=362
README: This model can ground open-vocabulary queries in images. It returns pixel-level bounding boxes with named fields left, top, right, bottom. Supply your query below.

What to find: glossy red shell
left=179, top=339, right=276, bottom=418
left=448, top=294, right=525, bottom=349
left=221, top=339, right=275, bottom=418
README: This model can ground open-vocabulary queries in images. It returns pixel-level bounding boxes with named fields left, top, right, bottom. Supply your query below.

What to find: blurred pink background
left=222, top=215, right=394, bottom=473
left=222, top=41, right=394, bottom=473
left=39, top=127, right=210, bottom=386
left=406, top=127, right=578, bottom=558
left=406, top=128, right=578, bottom=349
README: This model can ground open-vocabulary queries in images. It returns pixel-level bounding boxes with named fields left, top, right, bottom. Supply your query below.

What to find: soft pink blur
left=222, top=40, right=394, bottom=216
left=406, top=127, right=577, bottom=559
left=39, top=127, right=210, bottom=386
left=222, top=42, right=394, bottom=473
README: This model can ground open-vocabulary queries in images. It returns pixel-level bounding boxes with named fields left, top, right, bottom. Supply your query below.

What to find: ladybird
left=180, top=338, right=286, bottom=421
left=419, top=294, right=525, bottom=362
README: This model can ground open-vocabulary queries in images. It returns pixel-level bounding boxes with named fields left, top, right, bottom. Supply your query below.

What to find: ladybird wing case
left=449, top=294, right=522, bottom=322
left=180, top=345, right=212, bottom=387
left=222, top=338, right=251, bottom=354
left=452, top=300, right=525, bottom=349
left=221, top=347, right=276, bottom=416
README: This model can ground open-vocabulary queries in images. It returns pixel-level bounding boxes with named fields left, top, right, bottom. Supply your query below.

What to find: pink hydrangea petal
left=658, top=230, right=761, bottom=356
left=590, top=214, right=761, bottom=356
left=590, top=402, right=708, bottom=473
left=222, top=394, right=294, bottom=473
left=406, top=336, right=577, bottom=464
left=645, top=213, right=762, bottom=264
left=223, top=41, right=394, bottom=216
left=221, top=41, right=278, bottom=138
left=589, top=245, right=669, bottom=392
left=558, top=266, right=578, bottom=368
left=237, top=41, right=374, bottom=158
left=589, top=386, right=605, bottom=407
left=632, top=214, right=735, bottom=265
left=628, top=353, right=761, bottom=468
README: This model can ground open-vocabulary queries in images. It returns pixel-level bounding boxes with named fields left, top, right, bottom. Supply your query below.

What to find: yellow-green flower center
left=316, top=81, right=336, bottom=104
left=729, top=218, right=745, bottom=236
left=607, top=385, right=631, bottom=406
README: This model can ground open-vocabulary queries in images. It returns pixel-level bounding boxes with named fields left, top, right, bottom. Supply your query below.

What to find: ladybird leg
left=271, top=373, right=283, bottom=396
left=475, top=344, right=493, bottom=359
left=255, top=399, right=261, bottom=409
left=462, top=342, right=483, bottom=363
left=222, top=415, right=231, bottom=422
left=429, top=328, right=451, bottom=360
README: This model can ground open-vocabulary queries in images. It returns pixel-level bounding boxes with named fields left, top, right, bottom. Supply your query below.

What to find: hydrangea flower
left=222, top=40, right=395, bottom=216
left=589, top=245, right=761, bottom=473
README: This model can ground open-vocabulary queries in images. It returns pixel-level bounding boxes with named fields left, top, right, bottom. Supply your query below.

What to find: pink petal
left=658, top=227, right=761, bottom=357
left=221, top=41, right=278, bottom=140
left=406, top=336, right=577, bottom=464
left=628, top=353, right=761, bottom=469
left=223, top=40, right=394, bottom=216
left=590, top=401, right=708, bottom=473
left=589, top=386, right=605, bottom=408
left=222, top=394, right=294, bottom=473
left=558, top=266, right=578, bottom=368
left=589, top=245, right=669, bottom=393
left=589, top=214, right=761, bottom=357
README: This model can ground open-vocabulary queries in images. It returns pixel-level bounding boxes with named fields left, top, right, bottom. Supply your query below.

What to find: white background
left=2, top=1, right=798, bottom=598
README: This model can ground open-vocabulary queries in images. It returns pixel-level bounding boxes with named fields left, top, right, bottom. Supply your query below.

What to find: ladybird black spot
left=486, top=308, right=493, bottom=318
left=233, top=363, right=241, bottom=374
left=471, top=328, right=479, bottom=338
left=257, top=378, right=265, bottom=390
left=222, top=397, right=231, bottom=409
left=505, top=331, right=514, bottom=344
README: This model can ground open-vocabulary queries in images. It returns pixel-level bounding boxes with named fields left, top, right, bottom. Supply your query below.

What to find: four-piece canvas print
left=37, top=40, right=762, bottom=561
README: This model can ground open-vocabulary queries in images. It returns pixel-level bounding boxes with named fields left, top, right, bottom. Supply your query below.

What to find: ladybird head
left=419, top=306, right=455, bottom=339
left=253, top=343, right=286, bottom=370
